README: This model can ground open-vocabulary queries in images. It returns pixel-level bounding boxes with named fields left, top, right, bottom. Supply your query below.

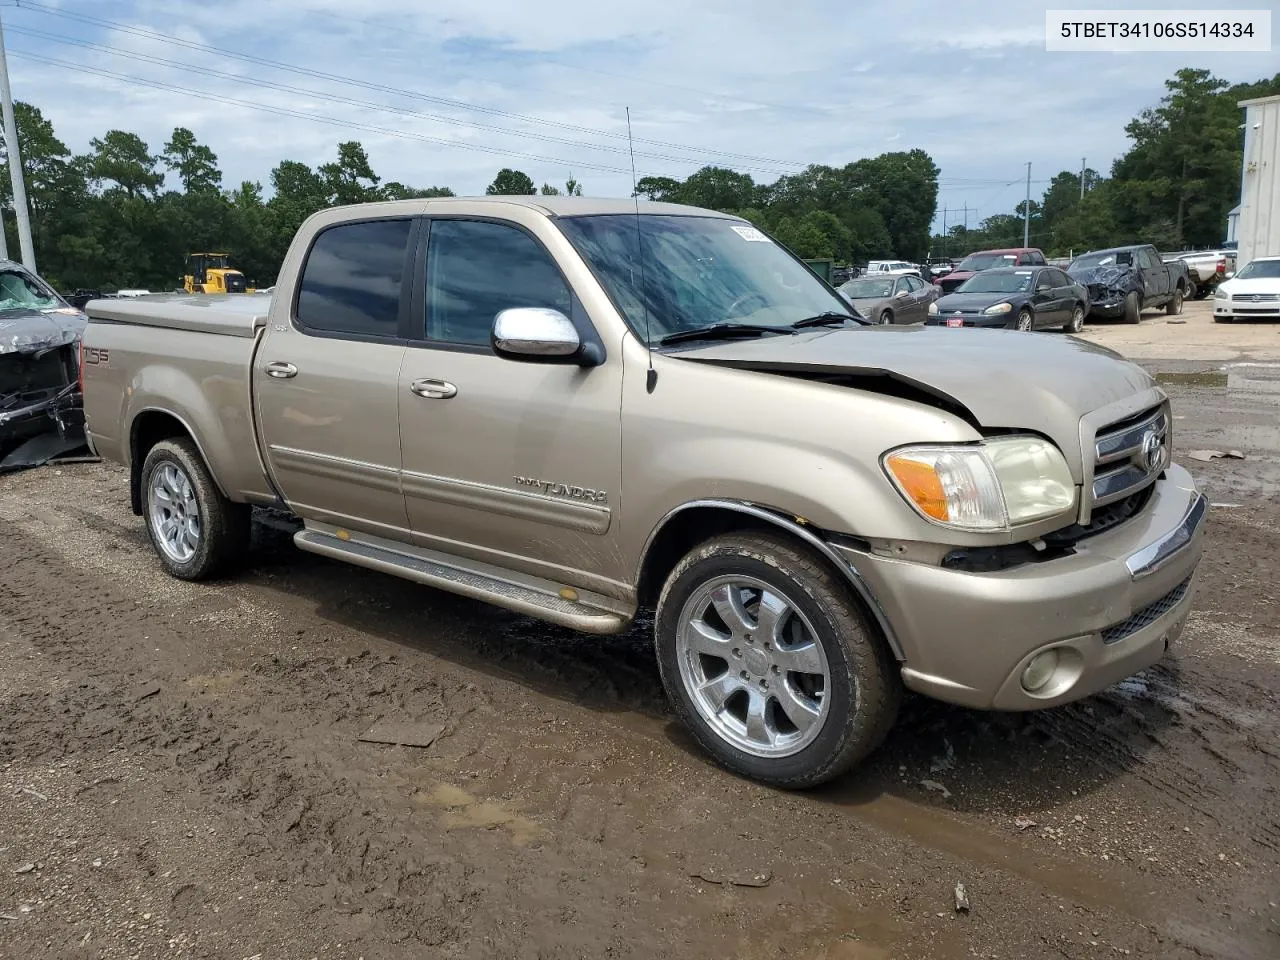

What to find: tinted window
left=1050, top=269, right=1070, bottom=286
left=1139, top=248, right=1160, bottom=270
left=425, top=219, right=571, bottom=346
left=1025, top=251, right=1046, bottom=265
left=904, top=275, right=922, bottom=292
left=1035, top=272, right=1052, bottom=289
left=296, top=219, right=412, bottom=337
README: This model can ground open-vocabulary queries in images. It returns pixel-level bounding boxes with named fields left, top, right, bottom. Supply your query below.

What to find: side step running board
left=294, top=526, right=631, bottom=635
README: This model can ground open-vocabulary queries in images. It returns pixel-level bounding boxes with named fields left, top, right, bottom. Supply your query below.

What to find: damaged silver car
left=0, top=260, right=89, bottom=473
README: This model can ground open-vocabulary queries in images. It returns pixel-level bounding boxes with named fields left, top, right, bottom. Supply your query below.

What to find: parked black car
left=925, top=266, right=1089, bottom=332
left=1067, top=244, right=1189, bottom=323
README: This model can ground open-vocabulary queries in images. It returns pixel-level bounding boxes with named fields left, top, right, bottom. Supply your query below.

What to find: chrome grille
left=1091, top=405, right=1168, bottom=509
left=1101, top=576, right=1191, bottom=644
left=1232, top=293, right=1278, bottom=302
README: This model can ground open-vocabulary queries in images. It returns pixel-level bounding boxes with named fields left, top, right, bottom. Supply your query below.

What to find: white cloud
left=4, top=0, right=1275, bottom=235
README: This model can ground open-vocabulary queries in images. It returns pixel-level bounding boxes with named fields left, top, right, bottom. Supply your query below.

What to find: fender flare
left=641, top=498, right=905, bottom=661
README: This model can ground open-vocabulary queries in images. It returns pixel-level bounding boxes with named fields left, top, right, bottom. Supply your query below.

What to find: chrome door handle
left=265, top=361, right=298, bottom=379
left=410, top=378, right=457, bottom=399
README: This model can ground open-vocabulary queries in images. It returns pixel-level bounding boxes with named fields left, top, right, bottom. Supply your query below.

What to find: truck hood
left=672, top=324, right=1157, bottom=472
left=1, top=308, right=87, bottom=356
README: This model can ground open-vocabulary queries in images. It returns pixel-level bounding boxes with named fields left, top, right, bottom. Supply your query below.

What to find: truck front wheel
left=1123, top=292, right=1141, bottom=324
left=141, top=438, right=250, bottom=581
left=655, top=532, right=900, bottom=788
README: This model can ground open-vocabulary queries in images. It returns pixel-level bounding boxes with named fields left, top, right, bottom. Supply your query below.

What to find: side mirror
left=895, top=291, right=908, bottom=299
left=492, top=307, right=600, bottom=365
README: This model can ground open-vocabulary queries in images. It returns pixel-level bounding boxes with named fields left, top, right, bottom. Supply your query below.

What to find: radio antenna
left=626, top=106, right=657, bottom=393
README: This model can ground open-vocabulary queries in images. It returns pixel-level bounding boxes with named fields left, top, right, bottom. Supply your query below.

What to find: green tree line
left=932, top=68, right=1280, bottom=259
left=1, top=65, right=1273, bottom=290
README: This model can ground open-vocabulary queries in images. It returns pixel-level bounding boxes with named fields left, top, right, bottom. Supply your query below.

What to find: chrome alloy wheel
left=675, top=576, right=831, bottom=758
left=149, top=462, right=201, bottom=564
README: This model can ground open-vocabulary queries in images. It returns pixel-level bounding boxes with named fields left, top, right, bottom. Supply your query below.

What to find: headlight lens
left=883, top=437, right=1076, bottom=531
left=983, top=302, right=1013, bottom=315
left=927, top=302, right=938, bottom=315
left=1213, top=288, right=1228, bottom=300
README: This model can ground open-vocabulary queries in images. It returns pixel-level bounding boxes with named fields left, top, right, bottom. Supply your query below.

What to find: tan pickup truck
left=81, top=197, right=1207, bottom=787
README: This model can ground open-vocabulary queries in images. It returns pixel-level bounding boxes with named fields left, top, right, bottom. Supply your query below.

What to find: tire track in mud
left=3, top=466, right=1278, bottom=958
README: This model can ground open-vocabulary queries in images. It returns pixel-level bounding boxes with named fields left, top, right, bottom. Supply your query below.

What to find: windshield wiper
left=791, top=312, right=861, bottom=329
left=658, top=323, right=794, bottom=346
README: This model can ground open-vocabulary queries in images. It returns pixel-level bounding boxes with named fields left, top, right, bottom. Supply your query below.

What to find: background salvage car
left=1212, top=256, right=1280, bottom=322
left=933, top=247, right=1047, bottom=294
left=0, top=260, right=88, bottom=473
left=926, top=266, right=1088, bottom=332
left=837, top=273, right=938, bottom=324
left=1068, top=244, right=1190, bottom=323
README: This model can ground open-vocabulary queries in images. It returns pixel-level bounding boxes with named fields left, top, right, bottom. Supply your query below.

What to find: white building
left=1235, top=94, right=1280, bottom=268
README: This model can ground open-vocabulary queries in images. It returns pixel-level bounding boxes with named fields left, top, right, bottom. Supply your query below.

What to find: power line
left=13, top=0, right=810, bottom=171
left=4, top=23, right=803, bottom=177
left=6, top=49, right=649, bottom=177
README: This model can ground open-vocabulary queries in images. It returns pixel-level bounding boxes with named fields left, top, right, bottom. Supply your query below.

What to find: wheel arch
left=635, top=499, right=905, bottom=661
left=128, top=409, right=226, bottom=515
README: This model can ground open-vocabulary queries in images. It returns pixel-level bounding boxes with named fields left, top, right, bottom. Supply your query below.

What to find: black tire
left=1065, top=302, right=1085, bottom=334
left=655, top=532, right=900, bottom=788
left=141, top=438, right=250, bottom=580
left=1165, top=287, right=1184, bottom=316
left=1123, top=291, right=1141, bottom=324
left=878, top=309, right=893, bottom=325
left=1188, top=280, right=1201, bottom=300
left=1015, top=308, right=1033, bottom=331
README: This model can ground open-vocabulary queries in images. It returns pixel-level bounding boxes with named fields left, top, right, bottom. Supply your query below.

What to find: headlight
left=1213, top=288, right=1228, bottom=300
left=927, top=302, right=938, bottom=315
left=883, top=437, right=1076, bottom=531
left=983, top=302, right=1013, bottom=315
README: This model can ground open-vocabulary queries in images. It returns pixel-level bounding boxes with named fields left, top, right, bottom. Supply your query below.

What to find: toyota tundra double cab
left=80, top=197, right=1207, bottom=787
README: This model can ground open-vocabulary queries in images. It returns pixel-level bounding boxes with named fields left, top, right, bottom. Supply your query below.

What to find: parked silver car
left=838, top=274, right=938, bottom=324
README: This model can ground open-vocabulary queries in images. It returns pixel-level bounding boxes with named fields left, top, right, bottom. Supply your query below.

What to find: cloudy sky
left=3, top=0, right=1276, bottom=233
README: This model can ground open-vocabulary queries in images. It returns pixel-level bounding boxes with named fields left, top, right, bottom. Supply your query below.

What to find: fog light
left=1021, top=649, right=1060, bottom=692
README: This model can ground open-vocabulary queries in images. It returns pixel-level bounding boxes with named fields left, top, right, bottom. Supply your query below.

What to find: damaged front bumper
left=1, top=333, right=88, bottom=472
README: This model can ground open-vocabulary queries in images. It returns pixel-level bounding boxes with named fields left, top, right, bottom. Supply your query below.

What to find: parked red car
left=935, top=247, right=1047, bottom=294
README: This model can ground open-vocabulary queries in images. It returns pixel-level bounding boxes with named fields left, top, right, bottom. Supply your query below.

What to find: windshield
left=1236, top=259, right=1280, bottom=280
left=957, top=270, right=1034, bottom=294
left=956, top=252, right=1016, bottom=272
left=556, top=215, right=852, bottom=343
left=840, top=278, right=894, bottom=299
left=0, top=267, right=64, bottom=313
left=1070, top=250, right=1133, bottom=271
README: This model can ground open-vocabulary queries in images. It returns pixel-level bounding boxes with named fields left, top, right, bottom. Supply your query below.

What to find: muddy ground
left=1, top=338, right=1278, bottom=958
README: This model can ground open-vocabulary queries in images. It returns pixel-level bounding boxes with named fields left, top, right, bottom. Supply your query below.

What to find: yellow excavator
left=182, top=253, right=255, bottom=294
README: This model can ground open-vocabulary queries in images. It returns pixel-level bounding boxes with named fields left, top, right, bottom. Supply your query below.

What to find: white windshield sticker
left=730, top=224, right=771, bottom=242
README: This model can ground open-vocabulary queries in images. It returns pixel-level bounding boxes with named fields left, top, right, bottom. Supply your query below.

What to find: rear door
left=253, top=216, right=416, bottom=538
left=900, top=274, right=929, bottom=322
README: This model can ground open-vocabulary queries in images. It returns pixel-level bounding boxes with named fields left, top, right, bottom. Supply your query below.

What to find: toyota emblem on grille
left=1141, top=429, right=1164, bottom=470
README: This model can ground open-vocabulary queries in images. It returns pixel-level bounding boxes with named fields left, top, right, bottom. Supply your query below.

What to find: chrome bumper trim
left=1125, top=493, right=1207, bottom=581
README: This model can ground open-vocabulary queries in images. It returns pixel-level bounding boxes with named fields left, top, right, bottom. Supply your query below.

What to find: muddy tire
left=141, top=438, right=250, bottom=581
left=655, top=532, right=900, bottom=788
left=1165, top=287, right=1184, bottom=316
left=1066, top=303, right=1085, bottom=333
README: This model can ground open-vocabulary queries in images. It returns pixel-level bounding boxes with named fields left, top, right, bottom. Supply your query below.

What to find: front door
left=396, top=216, right=626, bottom=593
left=253, top=216, right=416, bottom=539
left=1031, top=271, right=1062, bottom=328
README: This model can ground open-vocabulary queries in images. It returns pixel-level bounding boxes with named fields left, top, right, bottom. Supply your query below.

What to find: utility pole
left=0, top=205, right=8, bottom=260
left=1022, top=162, right=1031, bottom=247
left=941, top=206, right=948, bottom=256
left=0, top=8, right=35, bottom=271
left=1080, top=157, right=1086, bottom=200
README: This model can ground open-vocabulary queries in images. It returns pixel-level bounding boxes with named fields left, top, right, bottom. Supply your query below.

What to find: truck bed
left=85, top=292, right=272, bottom=338
left=81, top=293, right=275, bottom=505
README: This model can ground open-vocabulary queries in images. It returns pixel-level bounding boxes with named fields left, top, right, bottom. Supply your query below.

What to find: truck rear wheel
left=1123, top=292, right=1141, bottom=324
left=141, top=438, right=250, bottom=581
left=655, top=532, right=900, bottom=788
left=1165, top=287, right=1184, bottom=315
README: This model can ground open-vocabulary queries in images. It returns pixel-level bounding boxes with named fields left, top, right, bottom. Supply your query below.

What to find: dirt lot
left=2, top=315, right=1278, bottom=959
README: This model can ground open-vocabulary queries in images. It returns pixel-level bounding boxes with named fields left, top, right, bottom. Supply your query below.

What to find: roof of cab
left=324, top=195, right=737, bottom=219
